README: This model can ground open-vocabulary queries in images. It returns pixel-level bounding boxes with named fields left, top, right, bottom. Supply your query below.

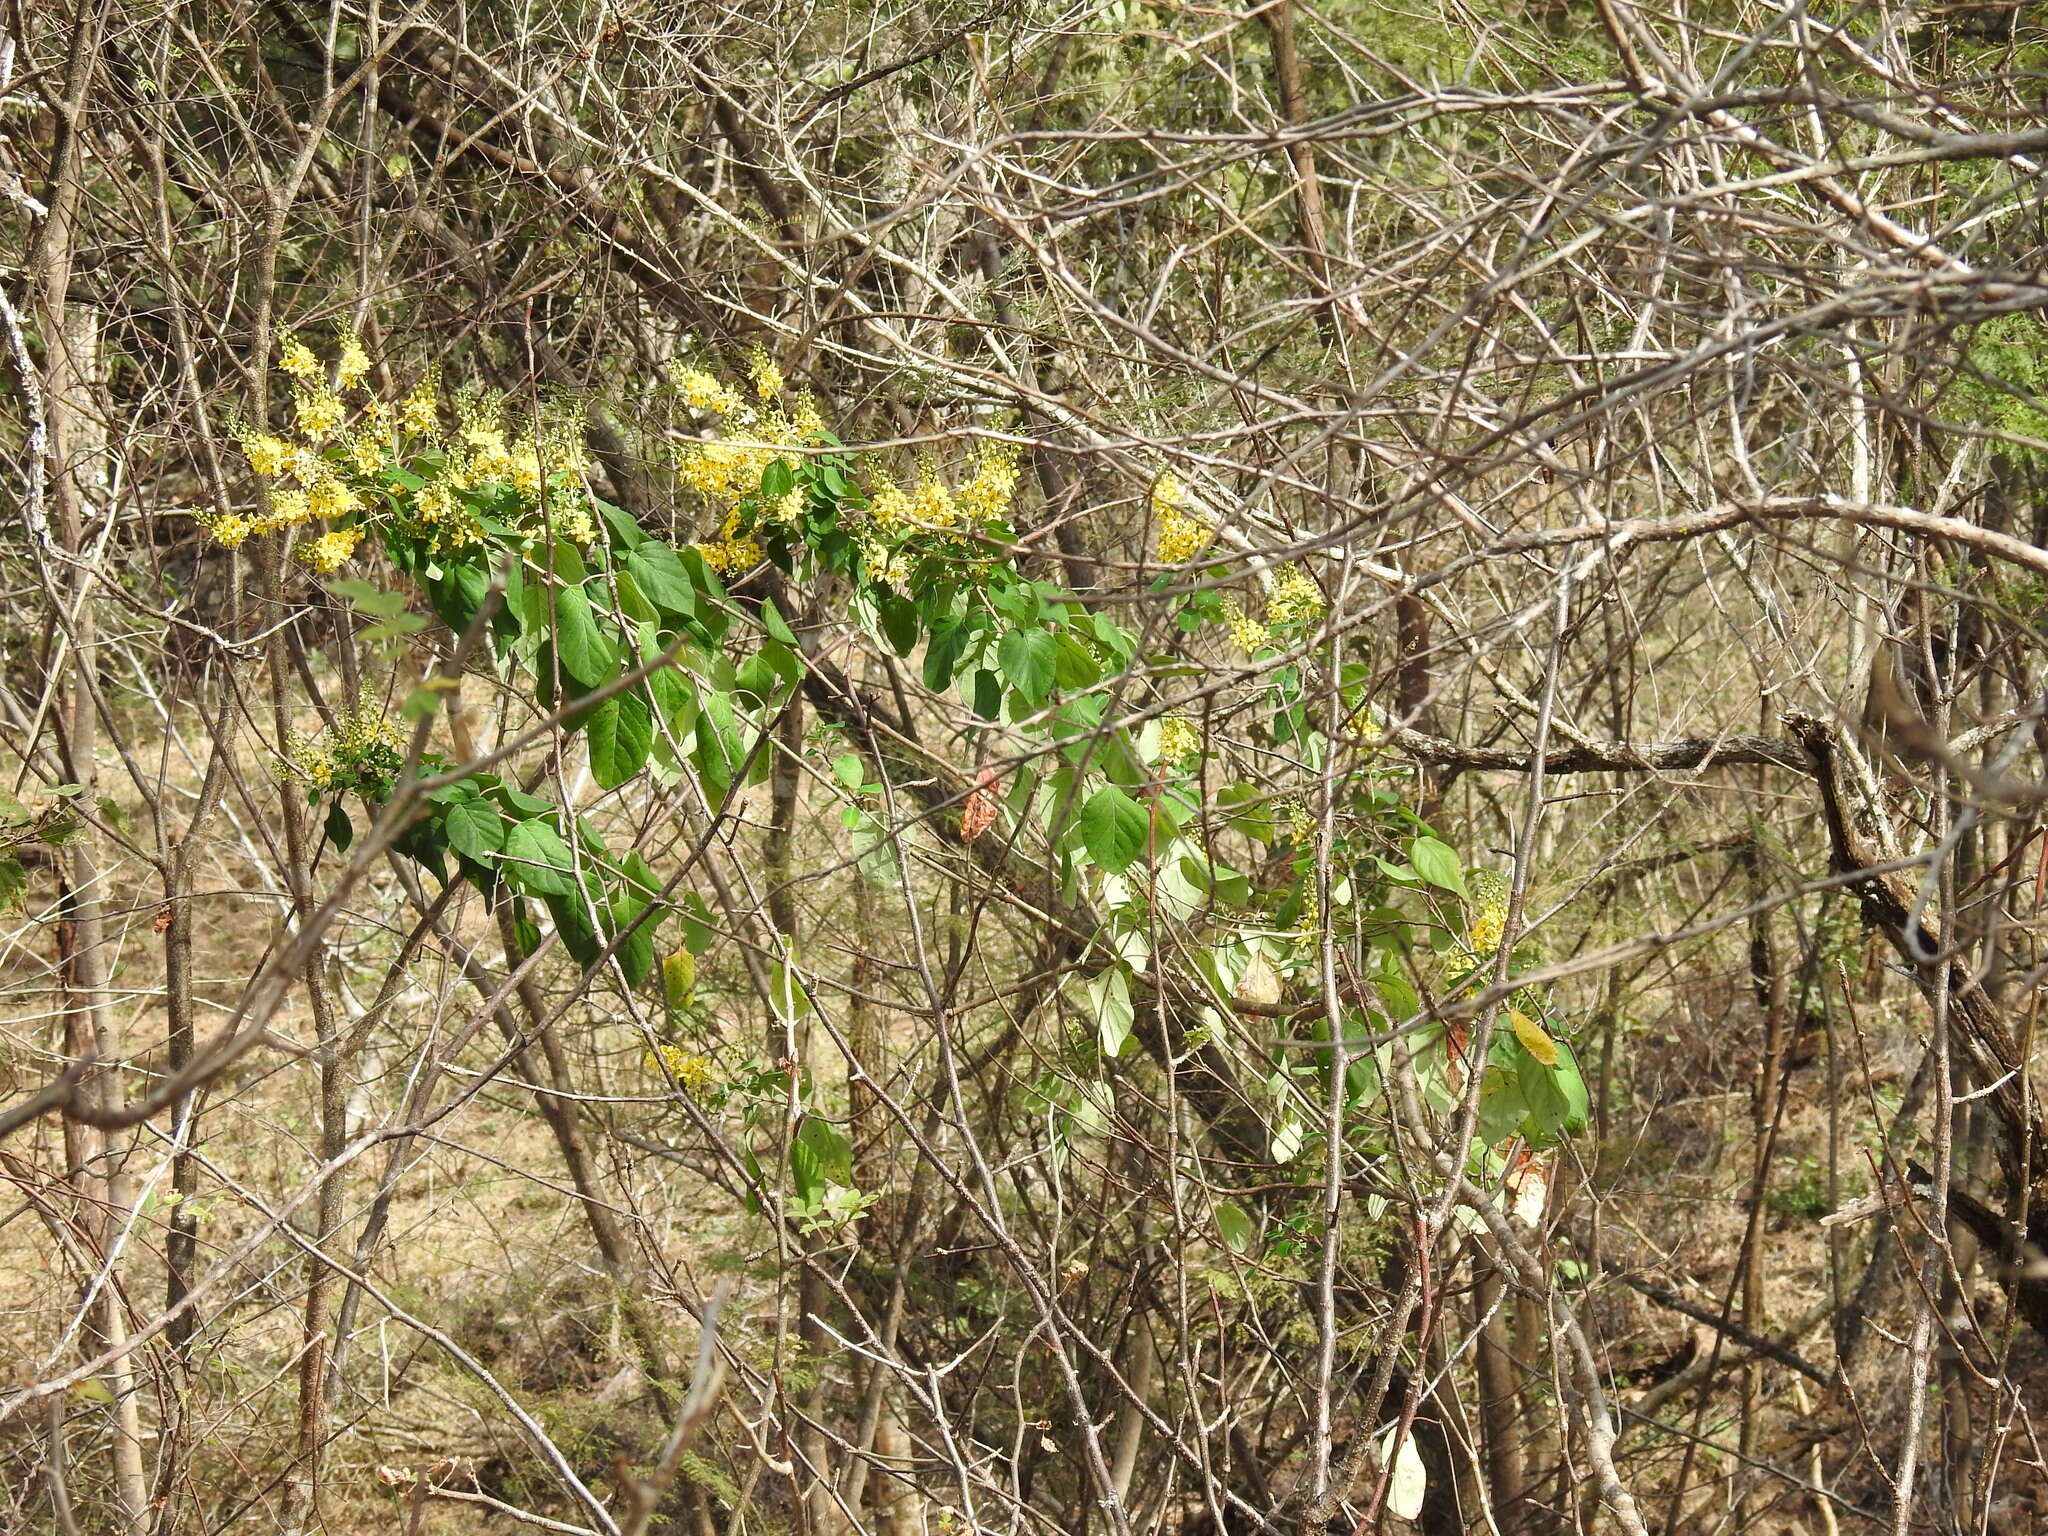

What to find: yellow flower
left=911, top=470, right=957, bottom=530
left=644, top=1044, right=717, bottom=1094
left=1150, top=471, right=1182, bottom=520
left=791, top=393, right=826, bottom=439
left=1156, top=508, right=1211, bottom=564
left=416, top=481, right=456, bottom=524
left=1466, top=871, right=1509, bottom=955
left=345, top=432, right=385, bottom=475
left=399, top=373, right=439, bottom=435
left=259, top=487, right=311, bottom=532
left=1267, top=566, right=1325, bottom=626
left=676, top=368, right=742, bottom=416
left=208, top=512, right=254, bottom=548
left=508, top=441, right=546, bottom=496
left=296, top=526, right=363, bottom=574
left=242, top=433, right=291, bottom=478
left=285, top=447, right=325, bottom=487
left=1157, top=715, right=1200, bottom=761
left=748, top=347, right=784, bottom=400
left=956, top=443, right=1019, bottom=525
left=870, top=481, right=914, bottom=529
left=276, top=328, right=320, bottom=381
left=696, top=537, right=762, bottom=577
left=1221, top=598, right=1268, bottom=655
left=335, top=333, right=372, bottom=392
left=307, top=478, right=359, bottom=521
left=295, top=388, right=345, bottom=444
left=1293, top=888, right=1322, bottom=952
left=463, top=425, right=511, bottom=483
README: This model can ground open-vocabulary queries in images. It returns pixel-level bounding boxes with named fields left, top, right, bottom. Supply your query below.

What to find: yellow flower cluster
left=286, top=700, right=404, bottom=794
left=675, top=367, right=743, bottom=417
left=277, top=328, right=321, bottom=382
left=1466, top=871, right=1509, bottom=954
left=749, top=347, right=784, bottom=400
left=296, top=526, right=363, bottom=574
left=869, top=442, right=1018, bottom=535
left=697, top=536, right=764, bottom=577
left=207, top=512, right=254, bottom=548
left=413, top=481, right=483, bottom=550
left=243, top=434, right=291, bottom=478
left=1157, top=715, right=1200, bottom=761
left=1220, top=598, right=1269, bottom=655
left=295, top=387, right=345, bottom=443
left=400, top=370, right=440, bottom=435
left=680, top=436, right=784, bottom=508
left=1151, top=474, right=1212, bottom=563
left=335, top=334, right=372, bottom=392
left=1293, top=887, right=1322, bottom=952
left=955, top=442, right=1019, bottom=525
left=1266, top=566, right=1324, bottom=626
left=644, top=1043, right=718, bottom=1093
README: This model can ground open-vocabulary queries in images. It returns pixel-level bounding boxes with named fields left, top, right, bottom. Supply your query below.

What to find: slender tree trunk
left=33, top=23, right=150, bottom=1516
left=1475, top=1264, right=1528, bottom=1533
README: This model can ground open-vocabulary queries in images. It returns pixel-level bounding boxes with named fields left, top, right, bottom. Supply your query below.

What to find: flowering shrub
left=215, top=337, right=1588, bottom=1221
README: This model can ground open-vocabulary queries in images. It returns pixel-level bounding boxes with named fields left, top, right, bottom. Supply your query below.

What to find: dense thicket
left=8, top=2, right=2048, bottom=1533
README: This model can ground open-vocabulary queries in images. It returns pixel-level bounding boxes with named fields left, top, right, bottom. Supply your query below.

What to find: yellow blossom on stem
left=335, top=333, right=372, bottom=392
left=1157, top=715, right=1200, bottom=761
left=696, top=537, right=763, bottom=577
left=296, top=526, right=363, bottom=574
left=259, top=487, right=311, bottom=533
left=285, top=446, right=325, bottom=487
left=748, top=348, right=784, bottom=400
left=400, top=372, right=440, bottom=435
left=295, top=388, right=345, bottom=443
left=1267, top=565, right=1325, bottom=626
left=644, top=1044, right=718, bottom=1094
left=277, top=328, right=320, bottom=382
left=307, top=478, right=360, bottom=521
left=241, top=433, right=291, bottom=478
left=1221, top=598, right=1268, bottom=655
left=1466, top=871, right=1509, bottom=955
left=208, top=512, right=254, bottom=548
left=956, top=442, right=1019, bottom=525
left=676, top=368, right=742, bottom=416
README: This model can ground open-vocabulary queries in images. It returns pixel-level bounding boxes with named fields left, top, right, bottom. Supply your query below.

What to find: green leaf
left=586, top=692, right=653, bottom=789
left=0, top=855, right=26, bottom=911
left=762, top=598, right=799, bottom=647
left=876, top=591, right=919, bottom=655
left=553, top=585, right=619, bottom=688
left=850, top=810, right=903, bottom=888
left=1215, top=1199, right=1255, bottom=1254
left=833, top=753, right=866, bottom=790
left=499, top=818, right=579, bottom=896
left=1410, top=836, right=1468, bottom=898
left=544, top=888, right=602, bottom=966
left=594, top=496, right=647, bottom=549
left=922, top=615, right=974, bottom=690
left=769, top=961, right=811, bottom=1025
left=970, top=668, right=1002, bottom=721
left=623, top=544, right=698, bottom=620
left=677, top=891, right=716, bottom=955
left=1078, top=785, right=1151, bottom=874
left=1088, top=966, right=1136, bottom=1057
left=997, top=626, right=1058, bottom=705
left=789, top=1116, right=854, bottom=1205
left=443, top=796, right=507, bottom=861
left=322, top=800, right=353, bottom=853
left=662, top=949, right=696, bottom=1017
left=1053, top=631, right=1101, bottom=690
left=426, top=561, right=490, bottom=633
